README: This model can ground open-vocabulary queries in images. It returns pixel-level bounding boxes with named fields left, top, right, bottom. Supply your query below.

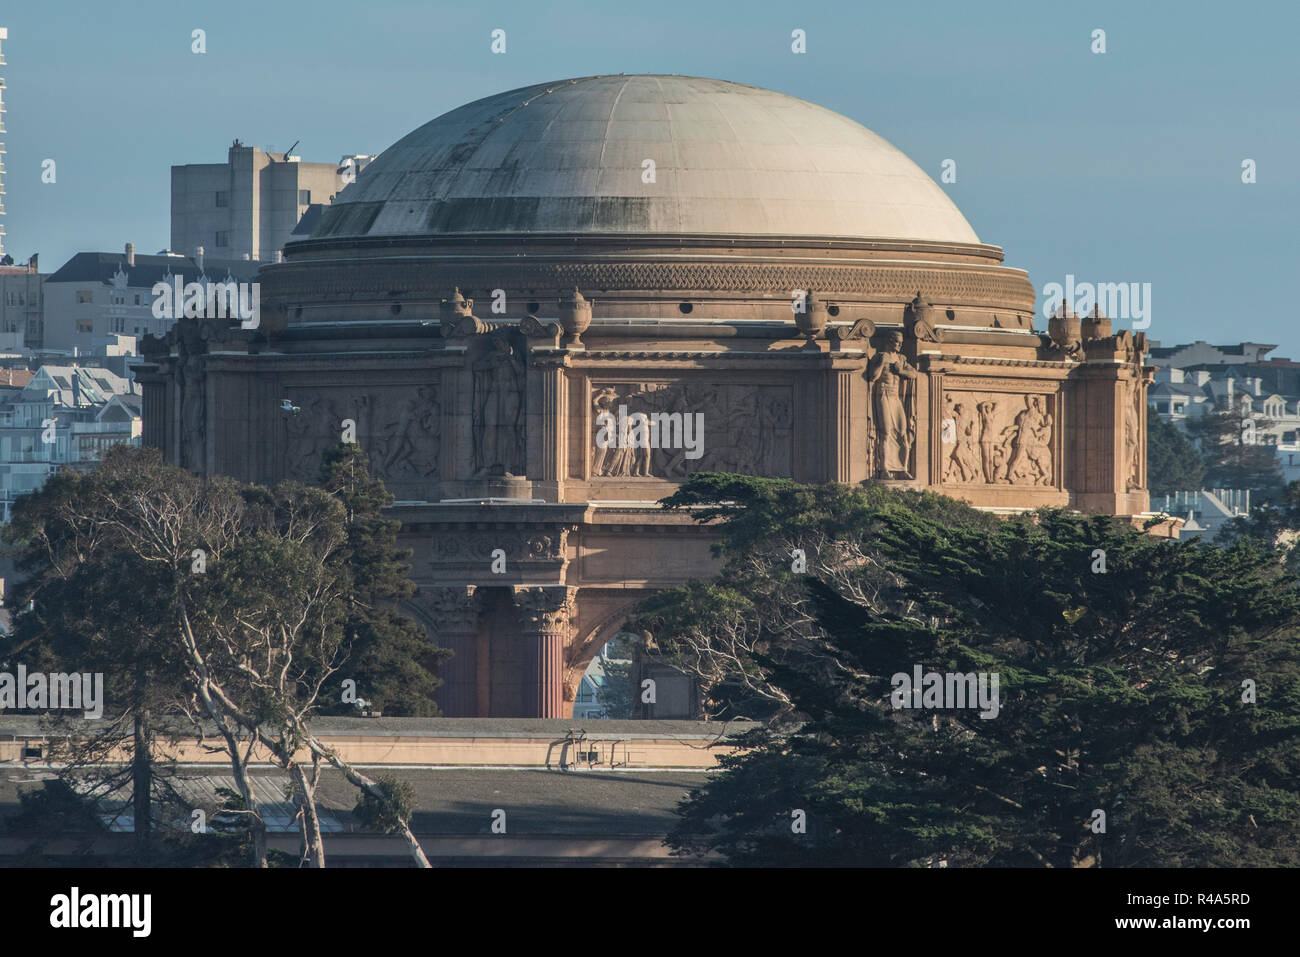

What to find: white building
left=43, top=245, right=259, bottom=356
left=1148, top=341, right=1300, bottom=484
left=0, top=364, right=140, bottom=521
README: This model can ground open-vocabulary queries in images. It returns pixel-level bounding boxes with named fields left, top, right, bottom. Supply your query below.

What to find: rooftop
left=310, top=74, right=980, bottom=245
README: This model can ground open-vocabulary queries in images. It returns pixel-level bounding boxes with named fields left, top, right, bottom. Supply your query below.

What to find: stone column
left=526, top=353, right=569, bottom=501
left=513, top=586, right=577, bottom=718
left=422, top=586, right=481, bottom=717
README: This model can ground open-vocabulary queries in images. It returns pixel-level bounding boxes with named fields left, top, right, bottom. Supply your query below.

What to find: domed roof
left=311, top=74, right=980, bottom=245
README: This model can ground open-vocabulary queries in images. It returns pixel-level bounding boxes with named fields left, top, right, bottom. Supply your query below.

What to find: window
left=112, top=317, right=125, bottom=333
left=134, top=294, right=142, bottom=305
left=76, top=290, right=94, bottom=304
left=298, top=189, right=311, bottom=206
left=76, top=319, right=93, bottom=333
left=215, top=190, right=229, bottom=207
left=215, top=231, right=229, bottom=248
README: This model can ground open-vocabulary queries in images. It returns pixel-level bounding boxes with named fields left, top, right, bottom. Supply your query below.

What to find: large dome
left=312, top=74, right=980, bottom=245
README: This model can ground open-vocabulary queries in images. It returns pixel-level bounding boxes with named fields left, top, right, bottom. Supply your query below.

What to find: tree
left=1145, top=408, right=1206, bottom=495
left=643, top=474, right=1300, bottom=866
left=1183, top=407, right=1282, bottom=494
left=3, top=446, right=437, bottom=867
left=3, top=456, right=216, bottom=858
left=315, top=443, right=447, bottom=717
left=593, top=634, right=637, bottom=719
left=1217, top=479, right=1300, bottom=575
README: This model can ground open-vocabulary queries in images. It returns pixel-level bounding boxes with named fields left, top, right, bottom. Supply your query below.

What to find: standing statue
left=867, top=331, right=918, bottom=478
left=174, top=318, right=207, bottom=472
left=472, top=335, right=525, bottom=476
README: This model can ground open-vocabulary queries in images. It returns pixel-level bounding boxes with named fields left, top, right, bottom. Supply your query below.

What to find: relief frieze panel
left=588, top=380, right=794, bottom=479
left=282, top=385, right=440, bottom=495
left=941, top=390, right=1056, bottom=488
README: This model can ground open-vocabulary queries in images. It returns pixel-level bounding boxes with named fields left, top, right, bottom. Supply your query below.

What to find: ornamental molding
left=262, top=260, right=1036, bottom=309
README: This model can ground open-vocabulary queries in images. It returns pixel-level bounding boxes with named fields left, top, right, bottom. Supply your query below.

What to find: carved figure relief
left=434, top=527, right=572, bottom=564
left=472, top=334, right=525, bottom=476
left=1125, top=380, right=1142, bottom=490
left=283, top=386, right=440, bottom=494
left=942, top=391, right=1056, bottom=487
left=943, top=396, right=982, bottom=483
left=867, top=331, right=918, bottom=479
left=513, top=586, right=577, bottom=634
left=588, top=381, right=793, bottom=479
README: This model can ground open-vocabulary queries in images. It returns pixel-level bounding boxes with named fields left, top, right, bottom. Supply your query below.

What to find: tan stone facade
left=135, top=228, right=1152, bottom=718
left=133, top=75, right=1155, bottom=719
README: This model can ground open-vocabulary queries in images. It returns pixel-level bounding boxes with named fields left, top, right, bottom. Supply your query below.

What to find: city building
left=0, top=364, right=139, bottom=521
left=1151, top=488, right=1251, bottom=539
left=171, top=142, right=374, bottom=263
left=43, top=245, right=259, bottom=356
left=1149, top=341, right=1300, bottom=482
left=0, top=257, right=43, bottom=351
left=136, top=75, right=1154, bottom=719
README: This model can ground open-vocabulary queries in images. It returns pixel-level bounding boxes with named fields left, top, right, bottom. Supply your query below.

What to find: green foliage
left=1146, top=409, right=1206, bottom=496
left=315, top=443, right=447, bottom=716
left=1183, top=408, right=1282, bottom=494
left=0, top=444, right=444, bottom=863
left=353, top=776, right=416, bottom=834
left=652, top=474, right=1300, bottom=867
left=1218, top=479, right=1300, bottom=575
left=594, top=636, right=638, bottom=719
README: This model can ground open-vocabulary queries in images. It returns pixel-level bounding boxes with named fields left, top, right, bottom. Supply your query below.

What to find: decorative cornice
left=260, top=260, right=1035, bottom=312
left=932, top=354, right=1073, bottom=369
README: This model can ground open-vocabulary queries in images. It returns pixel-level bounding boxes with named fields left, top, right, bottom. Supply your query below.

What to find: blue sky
left=3, top=0, right=1297, bottom=351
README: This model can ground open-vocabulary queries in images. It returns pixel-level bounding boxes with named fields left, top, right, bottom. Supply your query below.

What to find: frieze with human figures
left=941, top=391, right=1056, bottom=487
left=589, top=380, right=793, bottom=479
left=282, top=386, right=440, bottom=495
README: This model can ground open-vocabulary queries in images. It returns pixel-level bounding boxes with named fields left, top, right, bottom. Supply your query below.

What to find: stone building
left=135, top=75, right=1152, bottom=718
left=171, top=141, right=374, bottom=263
left=1150, top=341, right=1300, bottom=483
left=43, top=246, right=259, bottom=356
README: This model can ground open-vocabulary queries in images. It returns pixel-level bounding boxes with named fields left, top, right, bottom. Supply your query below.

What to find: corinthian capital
left=415, top=585, right=480, bottom=633
left=513, top=585, right=577, bottom=633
